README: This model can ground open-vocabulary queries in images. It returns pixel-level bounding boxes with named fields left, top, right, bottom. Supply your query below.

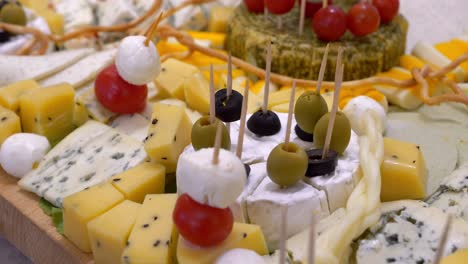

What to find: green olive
left=191, top=116, right=231, bottom=151
left=0, top=3, right=27, bottom=26
left=267, top=143, right=308, bottom=187
left=313, top=111, right=351, bottom=154
left=294, top=91, right=328, bottom=133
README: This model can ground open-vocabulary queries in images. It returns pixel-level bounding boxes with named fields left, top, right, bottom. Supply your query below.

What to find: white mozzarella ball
left=115, top=35, right=161, bottom=85
left=215, top=249, right=265, bottom=264
left=0, top=133, right=50, bottom=178
left=177, top=148, right=246, bottom=209
left=343, top=96, right=387, bottom=135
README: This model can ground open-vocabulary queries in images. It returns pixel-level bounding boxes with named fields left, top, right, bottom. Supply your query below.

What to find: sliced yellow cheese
left=182, top=51, right=226, bottom=68
left=435, top=40, right=468, bottom=81
left=144, top=103, right=192, bottom=173
left=0, top=106, right=21, bottom=146
left=380, top=137, right=427, bottom=202
left=87, top=200, right=140, bottom=264
left=441, top=249, right=468, bottom=264
left=268, top=87, right=304, bottom=109
left=183, top=73, right=210, bottom=114
left=399, top=55, right=426, bottom=71
left=109, top=162, right=165, bottom=203
left=0, top=79, right=40, bottom=112
left=156, top=41, right=188, bottom=56
left=188, top=31, right=226, bottom=48
left=63, top=183, right=125, bottom=252
left=19, top=83, right=75, bottom=144
left=177, top=223, right=268, bottom=264
left=155, top=59, right=200, bottom=100
left=208, top=6, right=234, bottom=33
left=121, top=194, right=178, bottom=264
left=232, top=81, right=262, bottom=114
left=339, top=85, right=388, bottom=112
left=72, top=101, right=90, bottom=127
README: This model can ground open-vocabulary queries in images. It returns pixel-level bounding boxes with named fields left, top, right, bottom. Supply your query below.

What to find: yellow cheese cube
left=177, top=223, right=268, bottom=264
left=73, top=101, right=90, bottom=127
left=183, top=73, right=210, bottom=114
left=155, top=59, right=200, bottom=100
left=87, top=200, right=140, bottom=264
left=63, top=183, right=124, bottom=252
left=20, top=83, right=75, bottom=144
left=42, top=11, right=64, bottom=35
left=0, top=106, right=21, bottom=146
left=110, top=162, right=165, bottom=203
left=144, top=103, right=192, bottom=173
left=380, top=137, right=427, bottom=202
left=0, top=79, right=40, bottom=112
left=121, top=194, right=178, bottom=264
left=441, top=249, right=468, bottom=264
left=208, top=6, right=234, bottom=33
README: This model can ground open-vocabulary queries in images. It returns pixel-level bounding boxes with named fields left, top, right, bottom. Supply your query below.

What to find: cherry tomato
left=297, top=0, right=333, bottom=18
left=243, top=0, right=264, bottom=13
left=95, top=64, right=147, bottom=114
left=347, top=2, right=381, bottom=37
left=173, top=194, right=234, bottom=247
left=372, top=0, right=399, bottom=24
left=265, top=0, right=295, bottom=15
left=312, top=6, right=347, bottom=42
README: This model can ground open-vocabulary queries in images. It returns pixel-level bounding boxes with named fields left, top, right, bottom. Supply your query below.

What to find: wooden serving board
left=0, top=169, right=93, bottom=264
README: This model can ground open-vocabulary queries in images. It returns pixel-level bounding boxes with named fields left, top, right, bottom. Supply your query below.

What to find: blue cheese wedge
left=18, top=120, right=147, bottom=207
left=55, top=0, right=94, bottom=33
left=97, top=0, right=138, bottom=27
left=110, top=113, right=149, bottom=142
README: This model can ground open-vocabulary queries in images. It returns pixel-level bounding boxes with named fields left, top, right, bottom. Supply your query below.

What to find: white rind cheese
left=18, top=121, right=146, bottom=207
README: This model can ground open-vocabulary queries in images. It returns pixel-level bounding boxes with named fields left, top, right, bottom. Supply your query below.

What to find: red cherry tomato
left=265, top=0, right=295, bottom=15
left=347, top=2, right=381, bottom=37
left=243, top=0, right=264, bottom=13
left=173, top=194, right=234, bottom=247
left=312, top=6, right=347, bottom=42
left=297, top=0, right=333, bottom=18
left=372, top=0, right=399, bottom=24
left=95, top=64, right=147, bottom=114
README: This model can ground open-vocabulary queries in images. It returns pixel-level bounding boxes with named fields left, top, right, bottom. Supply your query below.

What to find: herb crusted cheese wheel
left=176, top=148, right=246, bottom=209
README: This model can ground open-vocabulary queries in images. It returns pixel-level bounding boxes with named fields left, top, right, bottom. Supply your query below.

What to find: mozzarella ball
left=343, top=96, right=387, bottom=135
left=215, top=249, right=265, bottom=264
left=0, top=133, right=50, bottom=178
left=177, top=148, right=246, bottom=208
left=115, top=35, right=161, bottom=85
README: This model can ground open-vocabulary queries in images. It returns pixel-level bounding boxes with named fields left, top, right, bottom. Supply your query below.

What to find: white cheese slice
left=110, top=113, right=149, bottom=142
left=55, top=0, right=94, bottom=32
left=76, top=85, right=116, bottom=123
left=18, top=120, right=147, bottom=207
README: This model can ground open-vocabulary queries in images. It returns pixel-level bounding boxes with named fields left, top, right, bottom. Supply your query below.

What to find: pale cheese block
left=76, top=85, right=116, bottom=123
left=110, top=113, right=150, bottom=142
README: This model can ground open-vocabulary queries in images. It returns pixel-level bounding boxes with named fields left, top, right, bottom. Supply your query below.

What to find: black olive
left=295, top=124, right=314, bottom=142
left=305, top=149, right=338, bottom=177
left=0, top=30, right=11, bottom=43
left=215, top=89, right=243, bottom=122
left=247, top=110, right=281, bottom=136
left=244, top=163, right=251, bottom=177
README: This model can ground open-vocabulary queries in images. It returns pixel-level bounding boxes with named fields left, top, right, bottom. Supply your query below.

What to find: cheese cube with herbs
left=183, top=73, right=210, bottom=114
left=72, top=101, right=90, bottom=127
left=441, top=249, right=468, bottom=264
left=110, top=162, right=165, bottom=203
left=380, top=137, right=427, bottom=202
left=121, top=194, right=178, bottom=264
left=0, top=106, right=21, bottom=146
left=0, top=79, right=39, bottom=112
left=19, top=83, right=75, bottom=144
left=154, top=59, right=200, bottom=100
left=177, top=223, right=268, bottom=264
left=87, top=200, right=140, bottom=264
left=144, top=103, right=192, bottom=173
left=18, top=121, right=147, bottom=207
left=63, top=183, right=124, bottom=252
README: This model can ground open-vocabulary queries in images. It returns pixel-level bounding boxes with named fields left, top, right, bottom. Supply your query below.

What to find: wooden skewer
left=263, top=41, right=273, bottom=113
left=212, top=122, right=223, bottom=165
left=316, top=43, right=330, bottom=94
left=210, top=64, right=216, bottom=124
left=299, top=0, right=307, bottom=35
left=322, top=48, right=343, bottom=159
left=284, top=80, right=296, bottom=149
left=144, top=12, right=164, bottom=46
left=227, top=51, right=233, bottom=97
left=307, top=215, right=316, bottom=264
left=433, top=215, right=453, bottom=264
left=279, top=206, right=288, bottom=264
left=322, top=0, right=328, bottom=8
left=277, top=16, right=283, bottom=31
left=236, top=81, right=250, bottom=159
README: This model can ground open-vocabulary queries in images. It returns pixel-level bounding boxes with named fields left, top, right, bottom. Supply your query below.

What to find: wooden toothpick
left=322, top=47, right=343, bottom=160
left=236, top=81, right=249, bottom=159
left=263, top=41, right=273, bottom=113
left=212, top=122, right=223, bottom=165
left=433, top=215, right=453, bottom=264
left=210, top=64, right=216, bottom=124
left=316, top=43, right=330, bottom=94
left=279, top=206, right=288, bottom=264
left=144, top=12, right=164, bottom=46
left=299, top=0, right=307, bottom=35
left=284, top=80, right=296, bottom=149
left=322, top=0, right=328, bottom=8
left=227, top=51, right=233, bottom=97
left=307, top=215, right=316, bottom=264
left=277, top=16, right=283, bottom=31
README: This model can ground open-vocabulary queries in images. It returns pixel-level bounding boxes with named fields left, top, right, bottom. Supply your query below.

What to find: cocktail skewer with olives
left=247, top=41, right=281, bottom=137
left=294, top=44, right=330, bottom=142
left=236, top=80, right=251, bottom=176
left=215, top=52, right=243, bottom=124
left=267, top=81, right=308, bottom=187
left=191, top=64, right=231, bottom=150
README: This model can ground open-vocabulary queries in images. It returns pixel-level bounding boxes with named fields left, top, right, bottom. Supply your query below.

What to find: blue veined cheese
left=354, top=200, right=468, bottom=264
left=245, top=173, right=329, bottom=250
left=18, top=120, right=147, bottom=207
left=110, top=113, right=149, bottom=142
left=97, top=0, right=138, bottom=27
left=55, top=0, right=94, bottom=33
